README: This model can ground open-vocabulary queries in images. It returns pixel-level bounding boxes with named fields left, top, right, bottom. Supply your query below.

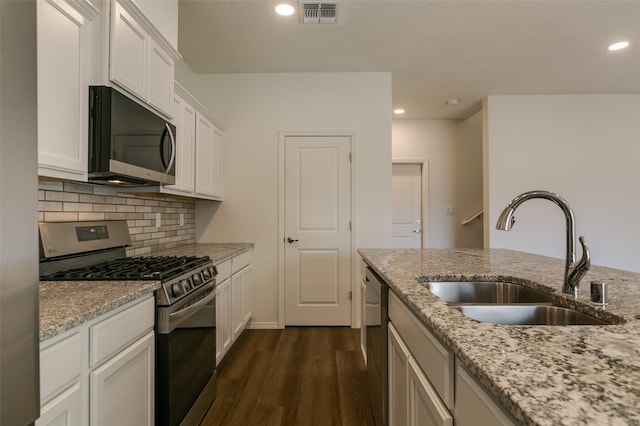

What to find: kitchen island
left=359, top=248, right=640, bottom=426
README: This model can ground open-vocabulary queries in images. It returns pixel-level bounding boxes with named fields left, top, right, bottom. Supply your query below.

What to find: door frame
left=392, top=159, right=429, bottom=249
left=278, top=130, right=357, bottom=329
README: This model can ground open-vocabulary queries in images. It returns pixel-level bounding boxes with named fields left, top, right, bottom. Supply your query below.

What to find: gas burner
left=41, top=255, right=211, bottom=282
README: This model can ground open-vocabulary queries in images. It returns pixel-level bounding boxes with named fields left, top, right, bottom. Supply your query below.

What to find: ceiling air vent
left=299, top=2, right=339, bottom=24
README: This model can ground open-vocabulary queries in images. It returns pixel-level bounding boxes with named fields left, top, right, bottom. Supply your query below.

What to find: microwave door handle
left=159, top=125, right=169, bottom=170
left=165, top=123, right=176, bottom=173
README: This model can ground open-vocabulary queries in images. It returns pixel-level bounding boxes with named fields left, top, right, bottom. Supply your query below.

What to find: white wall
left=186, top=72, right=392, bottom=327
left=392, top=112, right=483, bottom=248
left=485, top=95, right=640, bottom=272
left=133, top=0, right=178, bottom=49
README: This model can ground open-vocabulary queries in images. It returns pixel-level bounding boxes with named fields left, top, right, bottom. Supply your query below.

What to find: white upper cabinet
left=37, top=0, right=99, bottom=181
left=160, top=83, right=225, bottom=201
left=109, top=1, right=148, bottom=100
left=106, top=0, right=179, bottom=118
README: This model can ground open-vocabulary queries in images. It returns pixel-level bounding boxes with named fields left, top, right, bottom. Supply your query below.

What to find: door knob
left=413, top=229, right=421, bottom=233
left=287, top=237, right=299, bottom=243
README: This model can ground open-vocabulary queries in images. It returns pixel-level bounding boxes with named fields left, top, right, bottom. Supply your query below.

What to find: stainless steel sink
left=454, top=305, right=609, bottom=325
left=423, top=281, right=553, bottom=304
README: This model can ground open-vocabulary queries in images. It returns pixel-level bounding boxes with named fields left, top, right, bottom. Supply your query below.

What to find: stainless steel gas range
left=39, top=220, right=217, bottom=426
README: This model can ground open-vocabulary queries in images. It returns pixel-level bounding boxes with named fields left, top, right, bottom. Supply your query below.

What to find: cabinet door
left=166, top=94, right=196, bottom=194
left=231, top=268, right=245, bottom=340
left=110, top=1, right=148, bottom=100
left=36, top=383, right=82, bottom=426
left=408, top=357, right=453, bottom=426
left=148, top=38, right=174, bottom=117
left=90, top=331, right=154, bottom=426
left=241, top=265, right=253, bottom=327
left=210, top=125, right=224, bottom=198
left=37, top=0, right=93, bottom=181
left=388, top=324, right=409, bottom=426
left=360, top=279, right=367, bottom=363
left=216, top=277, right=232, bottom=364
left=195, top=114, right=215, bottom=196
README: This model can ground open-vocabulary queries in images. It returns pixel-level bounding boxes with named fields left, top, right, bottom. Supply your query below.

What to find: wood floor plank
left=200, top=327, right=376, bottom=426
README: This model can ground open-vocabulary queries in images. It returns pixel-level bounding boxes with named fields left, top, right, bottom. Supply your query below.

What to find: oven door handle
left=168, top=287, right=216, bottom=324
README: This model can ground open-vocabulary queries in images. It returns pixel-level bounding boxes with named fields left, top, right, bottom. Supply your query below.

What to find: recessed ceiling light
left=446, top=99, right=459, bottom=105
left=608, top=41, right=630, bottom=51
left=394, top=108, right=405, bottom=114
left=275, top=4, right=295, bottom=16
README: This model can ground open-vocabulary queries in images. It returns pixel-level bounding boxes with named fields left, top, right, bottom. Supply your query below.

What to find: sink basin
left=422, top=281, right=553, bottom=304
left=454, top=305, right=609, bottom=325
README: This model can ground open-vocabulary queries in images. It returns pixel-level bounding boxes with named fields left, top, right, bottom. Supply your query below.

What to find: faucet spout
left=495, top=190, right=590, bottom=294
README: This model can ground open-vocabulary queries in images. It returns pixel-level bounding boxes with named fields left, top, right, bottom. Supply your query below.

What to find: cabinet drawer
left=90, top=296, right=154, bottom=367
left=389, top=291, right=454, bottom=409
left=216, top=259, right=232, bottom=282
left=40, top=331, right=82, bottom=404
left=231, top=250, right=251, bottom=273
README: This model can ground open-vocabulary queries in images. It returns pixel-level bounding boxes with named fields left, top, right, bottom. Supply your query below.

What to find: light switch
left=445, top=206, right=455, bottom=215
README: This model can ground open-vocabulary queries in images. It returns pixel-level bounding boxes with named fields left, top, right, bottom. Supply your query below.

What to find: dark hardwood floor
left=200, top=327, right=377, bottom=426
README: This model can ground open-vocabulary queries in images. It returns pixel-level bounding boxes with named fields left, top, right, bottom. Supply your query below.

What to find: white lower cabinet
left=37, top=383, right=82, bottom=426
left=216, top=250, right=253, bottom=364
left=359, top=277, right=367, bottom=363
left=454, top=363, right=515, bottom=426
left=37, top=295, right=154, bottom=426
left=216, top=274, right=232, bottom=365
left=90, top=331, right=154, bottom=426
left=407, top=356, right=453, bottom=426
left=388, top=324, right=409, bottom=426
left=388, top=323, right=452, bottom=426
left=38, top=330, right=83, bottom=426
left=387, top=289, right=516, bottom=426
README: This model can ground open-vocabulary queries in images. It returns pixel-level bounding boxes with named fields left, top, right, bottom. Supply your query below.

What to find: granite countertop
left=39, top=280, right=160, bottom=342
left=358, top=248, right=640, bottom=426
left=154, top=242, right=253, bottom=264
left=40, top=243, right=253, bottom=342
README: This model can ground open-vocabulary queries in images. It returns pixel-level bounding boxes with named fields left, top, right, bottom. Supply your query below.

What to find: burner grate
left=41, top=255, right=211, bottom=282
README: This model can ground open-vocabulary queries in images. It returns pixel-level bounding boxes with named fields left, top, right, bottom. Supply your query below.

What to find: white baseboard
left=247, top=321, right=280, bottom=329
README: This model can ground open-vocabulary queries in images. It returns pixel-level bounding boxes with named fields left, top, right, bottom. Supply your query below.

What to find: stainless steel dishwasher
left=365, top=266, right=389, bottom=426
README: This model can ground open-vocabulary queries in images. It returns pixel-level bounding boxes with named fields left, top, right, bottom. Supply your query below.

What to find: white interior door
left=284, top=135, right=352, bottom=325
left=392, top=163, right=423, bottom=248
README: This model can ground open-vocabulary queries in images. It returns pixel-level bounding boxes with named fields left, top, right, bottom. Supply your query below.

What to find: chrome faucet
left=496, top=190, right=590, bottom=295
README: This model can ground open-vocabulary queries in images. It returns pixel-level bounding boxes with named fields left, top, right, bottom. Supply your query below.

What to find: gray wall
left=0, top=1, right=40, bottom=423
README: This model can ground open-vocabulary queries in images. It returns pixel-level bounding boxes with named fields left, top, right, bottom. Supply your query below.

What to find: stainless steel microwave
left=88, top=86, right=176, bottom=186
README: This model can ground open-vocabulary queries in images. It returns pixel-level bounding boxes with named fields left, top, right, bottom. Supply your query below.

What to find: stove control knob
left=193, top=273, right=203, bottom=286
left=171, top=283, right=184, bottom=298
left=182, top=279, right=192, bottom=291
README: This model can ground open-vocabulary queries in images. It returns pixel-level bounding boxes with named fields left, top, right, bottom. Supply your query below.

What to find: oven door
left=156, top=284, right=216, bottom=426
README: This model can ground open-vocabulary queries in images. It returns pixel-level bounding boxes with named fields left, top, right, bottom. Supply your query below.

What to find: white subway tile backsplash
left=46, top=191, right=79, bottom=202
left=63, top=202, right=93, bottom=212
left=44, top=212, right=79, bottom=222
left=38, top=180, right=196, bottom=255
left=78, top=212, right=106, bottom=221
left=39, top=201, right=63, bottom=211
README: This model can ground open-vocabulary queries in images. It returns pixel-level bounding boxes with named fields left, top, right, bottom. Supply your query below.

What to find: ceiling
left=178, top=0, right=640, bottom=120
